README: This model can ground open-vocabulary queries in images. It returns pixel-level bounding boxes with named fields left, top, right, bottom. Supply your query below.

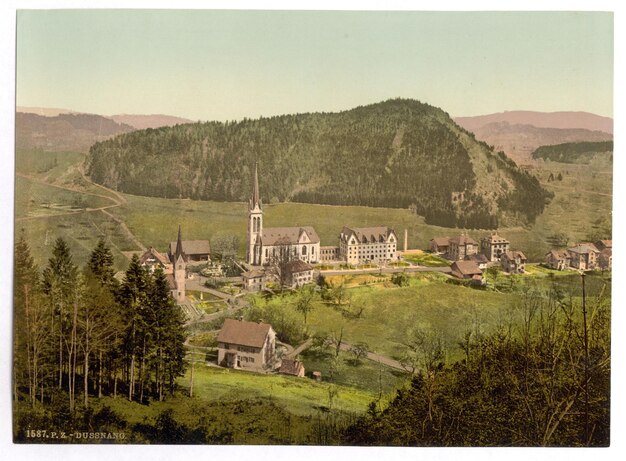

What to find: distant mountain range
left=454, top=111, right=613, bottom=165
left=16, top=108, right=194, bottom=152
left=454, top=111, right=613, bottom=134
left=17, top=106, right=192, bottom=130
left=15, top=112, right=135, bottom=153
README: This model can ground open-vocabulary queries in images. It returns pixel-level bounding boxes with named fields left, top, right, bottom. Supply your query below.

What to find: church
left=247, top=164, right=320, bottom=266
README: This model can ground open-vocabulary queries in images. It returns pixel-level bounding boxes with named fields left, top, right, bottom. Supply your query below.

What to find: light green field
left=14, top=150, right=612, bottom=269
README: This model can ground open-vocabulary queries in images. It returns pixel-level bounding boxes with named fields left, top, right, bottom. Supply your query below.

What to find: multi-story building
left=447, top=235, right=479, bottom=261
left=501, top=250, right=527, bottom=274
left=480, top=232, right=510, bottom=262
left=339, top=226, right=397, bottom=265
left=567, top=243, right=600, bottom=270
left=217, top=319, right=277, bottom=371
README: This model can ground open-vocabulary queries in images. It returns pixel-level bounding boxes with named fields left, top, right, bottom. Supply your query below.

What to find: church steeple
left=247, top=162, right=263, bottom=265
left=250, top=162, right=261, bottom=210
left=175, top=224, right=185, bottom=262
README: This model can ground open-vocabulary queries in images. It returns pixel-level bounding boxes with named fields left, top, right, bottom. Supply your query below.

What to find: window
left=302, top=245, right=307, bottom=255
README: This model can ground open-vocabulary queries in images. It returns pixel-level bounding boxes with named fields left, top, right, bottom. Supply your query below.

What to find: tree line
left=13, top=233, right=187, bottom=421
left=87, top=98, right=551, bottom=229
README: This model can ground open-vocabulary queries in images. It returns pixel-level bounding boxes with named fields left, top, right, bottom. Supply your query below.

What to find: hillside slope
left=87, top=99, right=552, bottom=228
left=532, top=141, right=613, bottom=164
left=109, top=114, right=194, bottom=129
left=455, top=121, right=613, bottom=166
left=16, top=112, right=135, bottom=153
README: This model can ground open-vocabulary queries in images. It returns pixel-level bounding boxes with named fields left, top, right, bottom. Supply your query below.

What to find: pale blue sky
left=16, top=10, right=614, bottom=120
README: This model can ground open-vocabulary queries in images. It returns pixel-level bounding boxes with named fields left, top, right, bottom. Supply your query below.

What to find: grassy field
left=14, top=149, right=612, bottom=269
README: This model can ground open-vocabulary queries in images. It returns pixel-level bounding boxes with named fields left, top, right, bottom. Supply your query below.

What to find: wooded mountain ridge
left=532, top=141, right=613, bottom=164
left=87, top=99, right=552, bottom=228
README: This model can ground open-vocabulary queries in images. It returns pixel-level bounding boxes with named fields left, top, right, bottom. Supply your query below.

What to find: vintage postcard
left=9, top=7, right=614, bottom=449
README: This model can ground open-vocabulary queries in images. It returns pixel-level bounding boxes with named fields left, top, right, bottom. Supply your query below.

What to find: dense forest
left=532, top=141, right=613, bottom=163
left=13, top=234, right=187, bottom=441
left=343, top=276, right=610, bottom=446
left=87, top=99, right=551, bottom=228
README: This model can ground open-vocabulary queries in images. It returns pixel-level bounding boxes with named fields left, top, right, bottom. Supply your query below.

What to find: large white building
left=339, top=226, right=397, bottom=265
left=247, top=163, right=320, bottom=266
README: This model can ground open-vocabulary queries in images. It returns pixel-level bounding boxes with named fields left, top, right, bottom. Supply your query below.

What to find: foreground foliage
left=344, top=279, right=610, bottom=446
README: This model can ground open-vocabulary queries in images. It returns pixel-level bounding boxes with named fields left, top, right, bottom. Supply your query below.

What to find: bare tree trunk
left=189, top=352, right=194, bottom=397
left=98, top=351, right=103, bottom=398
left=139, top=339, right=146, bottom=403
left=69, top=300, right=78, bottom=412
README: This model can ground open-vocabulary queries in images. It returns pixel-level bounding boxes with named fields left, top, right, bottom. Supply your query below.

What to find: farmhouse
left=339, top=226, right=398, bottom=265
left=480, top=232, right=510, bottom=262
left=465, top=253, right=489, bottom=270
left=447, top=235, right=479, bottom=261
left=545, top=249, right=570, bottom=271
left=247, top=164, right=320, bottom=266
left=595, top=239, right=612, bottom=252
left=242, top=269, right=268, bottom=292
left=217, top=319, right=277, bottom=371
left=429, top=237, right=450, bottom=255
left=139, top=247, right=173, bottom=274
left=450, top=260, right=483, bottom=283
left=284, top=259, right=315, bottom=287
left=168, top=239, right=211, bottom=263
left=501, top=250, right=527, bottom=274
left=567, top=243, right=599, bottom=270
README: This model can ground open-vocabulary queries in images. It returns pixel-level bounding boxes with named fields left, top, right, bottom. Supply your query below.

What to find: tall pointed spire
left=251, top=162, right=260, bottom=209
left=176, top=224, right=184, bottom=261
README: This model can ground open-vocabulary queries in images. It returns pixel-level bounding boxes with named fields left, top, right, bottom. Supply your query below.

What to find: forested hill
left=531, top=141, right=613, bottom=164
left=86, top=99, right=552, bottom=228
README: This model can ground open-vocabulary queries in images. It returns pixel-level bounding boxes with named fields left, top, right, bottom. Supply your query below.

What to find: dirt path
left=339, top=342, right=407, bottom=371
left=16, top=168, right=146, bottom=254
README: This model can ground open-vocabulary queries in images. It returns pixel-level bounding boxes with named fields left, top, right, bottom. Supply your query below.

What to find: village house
left=480, top=232, right=510, bottom=262
left=339, top=226, right=398, bottom=265
left=139, top=246, right=173, bottom=274
left=247, top=163, right=321, bottom=266
left=447, top=235, right=479, bottom=261
left=168, top=239, right=211, bottom=263
left=242, top=269, right=269, bottom=292
left=450, top=260, right=483, bottom=283
left=429, top=237, right=450, bottom=255
left=284, top=259, right=315, bottom=288
left=279, top=358, right=305, bottom=377
left=217, top=319, right=277, bottom=372
left=545, top=249, right=571, bottom=271
left=501, top=250, right=527, bottom=274
left=465, top=253, right=489, bottom=270
left=567, top=243, right=599, bottom=270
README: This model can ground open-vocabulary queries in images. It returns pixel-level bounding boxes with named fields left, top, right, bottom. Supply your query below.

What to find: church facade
left=247, top=164, right=321, bottom=266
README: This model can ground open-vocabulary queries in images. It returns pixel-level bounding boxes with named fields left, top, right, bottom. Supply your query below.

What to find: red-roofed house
left=217, top=319, right=277, bottom=371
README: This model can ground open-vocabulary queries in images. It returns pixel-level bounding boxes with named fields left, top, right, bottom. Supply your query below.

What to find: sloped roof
left=596, top=239, right=612, bottom=250
left=169, top=240, right=211, bottom=256
left=567, top=243, right=599, bottom=255
left=449, top=235, right=478, bottom=246
left=139, top=247, right=170, bottom=266
left=165, top=273, right=177, bottom=290
left=279, top=359, right=304, bottom=376
left=242, top=269, right=266, bottom=279
left=341, top=226, right=396, bottom=244
left=217, top=319, right=272, bottom=348
left=482, top=232, right=510, bottom=244
left=285, top=259, right=313, bottom=273
left=547, top=249, right=570, bottom=260
left=451, top=260, right=482, bottom=276
left=261, top=226, right=320, bottom=245
left=504, top=250, right=527, bottom=260
left=465, top=253, right=488, bottom=263
left=430, top=237, right=451, bottom=246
